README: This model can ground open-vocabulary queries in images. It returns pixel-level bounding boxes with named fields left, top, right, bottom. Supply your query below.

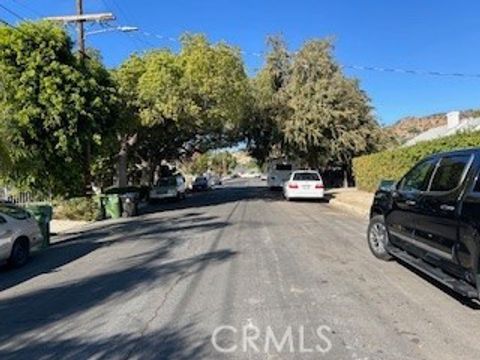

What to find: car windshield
left=293, top=172, right=320, bottom=181
left=0, top=205, right=30, bottom=220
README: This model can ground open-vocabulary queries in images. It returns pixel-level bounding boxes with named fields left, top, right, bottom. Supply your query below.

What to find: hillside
left=387, top=109, right=480, bottom=144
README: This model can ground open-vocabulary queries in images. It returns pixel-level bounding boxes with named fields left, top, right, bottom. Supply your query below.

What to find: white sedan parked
left=283, top=170, right=325, bottom=200
left=0, top=204, right=43, bottom=267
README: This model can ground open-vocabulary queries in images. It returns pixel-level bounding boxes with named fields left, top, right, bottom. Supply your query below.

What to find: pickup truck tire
left=368, top=215, right=393, bottom=261
left=8, top=237, right=30, bottom=268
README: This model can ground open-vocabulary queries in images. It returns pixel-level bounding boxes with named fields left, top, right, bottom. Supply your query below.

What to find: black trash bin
left=94, top=194, right=107, bottom=220
left=119, top=193, right=138, bottom=217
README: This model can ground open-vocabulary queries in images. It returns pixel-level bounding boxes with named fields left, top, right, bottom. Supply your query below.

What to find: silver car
left=0, top=204, right=43, bottom=267
left=149, top=175, right=186, bottom=201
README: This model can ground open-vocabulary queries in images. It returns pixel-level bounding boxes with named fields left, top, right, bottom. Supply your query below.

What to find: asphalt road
left=1, top=179, right=480, bottom=359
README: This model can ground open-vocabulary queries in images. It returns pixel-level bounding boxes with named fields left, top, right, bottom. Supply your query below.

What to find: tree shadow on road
left=141, top=185, right=285, bottom=215
left=0, top=211, right=231, bottom=293
left=0, top=246, right=237, bottom=345
left=0, top=321, right=216, bottom=360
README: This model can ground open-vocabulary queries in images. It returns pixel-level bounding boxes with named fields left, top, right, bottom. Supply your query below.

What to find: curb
left=328, top=198, right=370, bottom=219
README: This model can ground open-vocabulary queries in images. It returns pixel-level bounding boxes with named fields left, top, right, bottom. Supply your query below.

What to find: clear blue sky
left=2, top=0, right=480, bottom=125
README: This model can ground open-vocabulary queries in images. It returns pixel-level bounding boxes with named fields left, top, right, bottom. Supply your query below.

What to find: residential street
left=2, top=179, right=480, bottom=359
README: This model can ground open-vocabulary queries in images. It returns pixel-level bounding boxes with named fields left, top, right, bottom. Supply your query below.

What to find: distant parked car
left=209, top=174, right=222, bottom=186
left=260, top=174, right=268, bottom=181
left=192, top=176, right=210, bottom=191
left=149, top=175, right=186, bottom=202
left=0, top=204, right=43, bottom=268
left=283, top=170, right=325, bottom=201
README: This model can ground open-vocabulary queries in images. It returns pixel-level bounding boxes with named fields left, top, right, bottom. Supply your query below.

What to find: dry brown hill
left=386, top=109, right=480, bottom=144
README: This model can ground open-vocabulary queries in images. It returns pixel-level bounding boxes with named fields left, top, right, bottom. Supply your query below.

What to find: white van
left=267, top=161, right=297, bottom=189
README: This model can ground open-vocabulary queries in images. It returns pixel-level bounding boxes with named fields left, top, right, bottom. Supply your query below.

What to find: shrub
left=353, top=130, right=480, bottom=192
left=53, top=197, right=98, bottom=221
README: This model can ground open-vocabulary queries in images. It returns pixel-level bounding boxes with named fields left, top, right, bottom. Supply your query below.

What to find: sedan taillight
left=315, top=183, right=324, bottom=189
left=288, top=183, right=299, bottom=189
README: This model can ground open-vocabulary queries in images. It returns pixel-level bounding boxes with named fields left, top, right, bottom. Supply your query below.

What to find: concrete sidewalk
left=326, top=187, right=373, bottom=218
left=50, top=219, right=89, bottom=236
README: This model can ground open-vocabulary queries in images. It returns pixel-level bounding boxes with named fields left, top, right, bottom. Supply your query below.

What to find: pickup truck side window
left=398, top=159, right=437, bottom=192
left=429, top=155, right=470, bottom=192
left=472, top=171, right=480, bottom=193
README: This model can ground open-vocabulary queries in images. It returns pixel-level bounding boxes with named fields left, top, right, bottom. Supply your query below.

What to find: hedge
left=53, top=197, right=99, bottom=221
left=353, top=130, right=480, bottom=192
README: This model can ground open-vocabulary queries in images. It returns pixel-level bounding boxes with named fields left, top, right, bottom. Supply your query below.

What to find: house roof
left=404, top=117, right=480, bottom=146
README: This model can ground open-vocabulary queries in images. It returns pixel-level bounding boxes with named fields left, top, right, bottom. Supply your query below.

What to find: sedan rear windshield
left=0, top=205, right=30, bottom=220
left=293, top=173, right=320, bottom=181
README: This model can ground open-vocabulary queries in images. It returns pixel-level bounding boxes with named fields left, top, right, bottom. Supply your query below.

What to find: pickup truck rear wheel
left=368, top=215, right=392, bottom=261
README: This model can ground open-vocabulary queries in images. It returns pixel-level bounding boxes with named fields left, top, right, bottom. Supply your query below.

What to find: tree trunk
left=84, top=141, right=92, bottom=195
left=117, top=133, right=138, bottom=188
left=153, top=161, right=163, bottom=185
left=118, top=141, right=128, bottom=188
left=343, top=168, right=349, bottom=188
left=342, top=160, right=353, bottom=188
left=139, top=159, right=152, bottom=186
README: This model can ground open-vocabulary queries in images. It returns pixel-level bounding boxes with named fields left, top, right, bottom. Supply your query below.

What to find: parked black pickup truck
left=368, top=148, right=480, bottom=299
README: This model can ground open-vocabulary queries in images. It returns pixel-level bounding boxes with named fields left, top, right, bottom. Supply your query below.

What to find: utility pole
left=76, top=0, right=85, bottom=58
left=44, top=2, right=115, bottom=193
left=44, top=4, right=115, bottom=54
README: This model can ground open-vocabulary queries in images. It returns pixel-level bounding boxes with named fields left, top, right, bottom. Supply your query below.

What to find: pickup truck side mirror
left=378, top=179, right=396, bottom=192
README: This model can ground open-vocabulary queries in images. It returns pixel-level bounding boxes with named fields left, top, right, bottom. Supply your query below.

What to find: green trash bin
left=26, top=203, right=53, bottom=248
left=104, top=194, right=121, bottom=219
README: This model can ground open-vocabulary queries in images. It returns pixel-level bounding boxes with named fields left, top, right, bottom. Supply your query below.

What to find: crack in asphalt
left=122, top=201, right=241, bottom=359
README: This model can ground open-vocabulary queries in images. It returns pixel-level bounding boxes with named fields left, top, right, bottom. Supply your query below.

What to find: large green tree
left=115, top=34, right=250, bottom=185
left=282, top=39, right=383, bottom=175
left=245, top=37, right=385, bottom=184
left=244, top=36, right=290, bottom=165
left=0, top=140, right=10, bottom=173
left=0, top=21, right=119, bottom=196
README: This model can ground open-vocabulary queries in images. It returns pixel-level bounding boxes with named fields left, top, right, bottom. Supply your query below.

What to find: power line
left=29, top=19, right=480, bottom=80
left=0, top=17, right=28, bottom=35
left=8, top=0, right=43, bottom=18
left=112, top=26, right=480, bottom=79
left=0, top=18, right=14, bottom=27
left=103, top=0, right=155, bottom=48
left=0, top=3, right=26, bottom=21
left=343, top=64, right=480, bottom=79
left=1, top=2, right=478, bottom=79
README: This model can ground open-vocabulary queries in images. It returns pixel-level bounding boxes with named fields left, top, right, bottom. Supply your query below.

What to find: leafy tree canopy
left=114, top=34, right=251, bottom=184
left=0, top=21, right=119, bottom=196
left=245, top=36, right=386, bottom=171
